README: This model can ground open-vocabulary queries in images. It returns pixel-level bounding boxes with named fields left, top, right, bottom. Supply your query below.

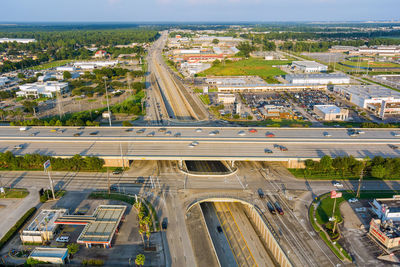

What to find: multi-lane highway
left=147, top=31, right=207, bottom=122
left=1, top=126, right=400, bottom=161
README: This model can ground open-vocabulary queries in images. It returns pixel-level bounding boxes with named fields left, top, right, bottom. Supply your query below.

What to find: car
left=265, top=132, right=275, bottom=138
left=188, top=143, right=195, bottom=148
left=355, top=207, right=367, bottom=212
left=333, top=182, right=343, bottom=188
left=158, top=128, right=167, bottom=133
left=13, top=145, right=23, bottom=149
left=162, top=220, right=168, bottom=230
left=264, top=148, right=273, bottom=154
left=136, top=129, right=145, bottom=134
left=50, top=129, right=57, bottom=133
left=56, top=236, right=70, bottom=243
left=273, top=144, right=280, bottom=149
left=174, top=132, right=181, bottom=137
left=125, top=128, right=133, bottom=132
left=389, top=144, right=399, bottom=149
left=112, top=169, right=122, bottom=175
left=249, top=128, right=257, bottom=133
left=192, top=141, right=199, bottom=146
left=237, top=131, right=246, bottom=136
left=147, top=132, right=155, bottom=137
left=279, top=146, right=288, bottom=151
left=217, top=226, right=223, bottom=233
left=165, top=131, right=172, bottom=136
left=73, top=133, right=81, bottom=137
left=89, top=131, right=98, bottom=136
left=257, top=188, right=265, bottom=198
left=30, top=132, right=37, bottom=136
left=393, top=133, right=400, bottom=137
left=357, top=130, right=365, bottom=134
left=323, top=132, right=332, bottom=137
left=348, top=198, right=358, bottom=203
left=195, top=128, right=202, bottom=133
left=77, top=127, right=85, bottom=130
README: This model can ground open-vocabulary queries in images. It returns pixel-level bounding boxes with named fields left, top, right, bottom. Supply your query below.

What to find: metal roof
left=314, top=105, right=342, bottom=114
left=30, top=247, right=68, bottom=259
left=77, top=205, right=126, bottom=244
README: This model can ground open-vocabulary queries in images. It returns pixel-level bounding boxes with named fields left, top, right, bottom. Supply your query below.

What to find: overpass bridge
left=1, top=126, right=399, bottom=167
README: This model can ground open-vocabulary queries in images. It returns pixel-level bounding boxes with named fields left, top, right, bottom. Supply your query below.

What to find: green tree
left=135, top=254, right=145, bottom=267
left=319, top=155, right=333, bottom=172
left=67, top=243, right=80, bottom=255
left=122, top=121, right=133, bottom=127
left=371, top=165, right=386, bottom=179
left=63, top=71, right=72, bottom=80
left=17, top=73, right=25, bottom=79
left=212, top=39, right=220, bottom=45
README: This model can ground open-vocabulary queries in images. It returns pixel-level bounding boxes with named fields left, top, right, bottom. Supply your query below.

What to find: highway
left=147, top=32, right=202, bottom=121
left=1, top=126, right=400, bottom=161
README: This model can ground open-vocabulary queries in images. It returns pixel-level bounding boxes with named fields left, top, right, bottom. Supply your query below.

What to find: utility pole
left=356, top=168, right=364, bottom=198
left=44, top=160, right=55, bottom=200
left=107, top=167, right=111, bottom=195
left=103, top=76, right=112, bottom=127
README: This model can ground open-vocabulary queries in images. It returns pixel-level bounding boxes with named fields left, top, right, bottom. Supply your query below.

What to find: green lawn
left=342, top=60, right=400, bottom=68
left=198, top=94, right=210, bottom=105
left=30, top=60, right=73, bottom=71
left=1, top=188, right=29, bottom=198
left=197, top=58, right=290, bottom=83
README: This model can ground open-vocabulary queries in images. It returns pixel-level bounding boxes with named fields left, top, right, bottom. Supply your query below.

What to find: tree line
left=0, top=152, right=104, bottom=171
left=304, top=155, right=400, bottom=179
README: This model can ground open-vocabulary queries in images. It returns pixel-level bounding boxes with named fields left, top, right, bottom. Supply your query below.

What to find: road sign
left=331, top=190, right=342, bottom=199
left=43, top=160, right=51, bottom=170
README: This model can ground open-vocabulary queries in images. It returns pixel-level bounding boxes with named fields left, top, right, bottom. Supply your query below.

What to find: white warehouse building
left=333, top=85, right=400, bottom=118
left=291, top=61, right=328, bottom=73
left=17, top=81, right=69, bottom=98
left=285, top=73, right=350, bottom=85
left=371, top=196, right=400, bottom=222
left=313, top=105, right=349, bottom=121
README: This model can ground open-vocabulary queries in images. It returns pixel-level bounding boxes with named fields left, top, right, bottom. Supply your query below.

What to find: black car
left=258, top=188, right=265, bottom=198
left=89, top=131, right=98, bottom=135
left=217, top=226, right=223, bottom=233
left=162, top=219, right=168, bottom=230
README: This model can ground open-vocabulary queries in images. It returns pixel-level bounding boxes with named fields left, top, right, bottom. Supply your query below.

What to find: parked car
left=56, top=236, right=70, bottom=243
left=348, top=198, right=358, bottom=203
left=162, top=220, right=168, bottom=230
left=13, top=145, right=23, bottom=149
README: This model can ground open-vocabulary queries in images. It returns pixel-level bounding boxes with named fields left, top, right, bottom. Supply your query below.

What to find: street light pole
left=103, top=77, right=112, bottom=127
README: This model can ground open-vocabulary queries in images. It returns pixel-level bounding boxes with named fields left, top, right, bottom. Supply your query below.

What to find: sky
left=1, top=0, right=399, bottom=22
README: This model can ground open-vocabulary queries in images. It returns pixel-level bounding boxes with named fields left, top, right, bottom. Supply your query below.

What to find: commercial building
left=56, top=66, right=76, bottom=72
left=333, top=85, right=400, bottom=118
left=371, top=196, right=400, bottom=222
left=0, top=77, right=9, bottom=88
left=217, top=93, right=236, bottom=104
left=206, top=76, right=267, bottom=86
left=369, top=219, right=400, bottom=250
left=55, top=205, right=126, bottom=248
left=73, top=61, right=118, bottom=69
left=258, top=105, right=294, bottom=120
left=0, top=38, right=35, bottom=43
left=313, top=105, right=349, bottom=121
left=20, top=209, right=67, bottom=243
left=180, top=62, right=211, bottom=76
left=291, top=61, right=328, bottom=73
left=29, top=248, right=69, bottom=264
left=16, top=81, right=69, bottom=98
left=285, top=73, right=350, bottom=85
left=217, top=83, right=326, bottom=93
left=349, top=46, right=400, bottom=56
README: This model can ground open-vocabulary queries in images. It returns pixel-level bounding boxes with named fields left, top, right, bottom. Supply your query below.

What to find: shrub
left=82, top=259, right=104, bottom=266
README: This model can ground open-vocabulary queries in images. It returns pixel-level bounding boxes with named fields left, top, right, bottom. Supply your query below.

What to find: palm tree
left=135, top=254, right=145, bottom=267
left=138, top=228, right=145, bottom=248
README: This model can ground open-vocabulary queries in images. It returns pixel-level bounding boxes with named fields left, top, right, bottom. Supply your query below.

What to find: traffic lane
left=3, top=127, right=400, bottom=140
left=1, top=141, right=399, bottom=159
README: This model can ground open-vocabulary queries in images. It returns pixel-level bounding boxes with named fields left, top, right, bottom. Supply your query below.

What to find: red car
left=265, top=132, right=275, bottom=137
left=249, top=129, right=257, bottom=133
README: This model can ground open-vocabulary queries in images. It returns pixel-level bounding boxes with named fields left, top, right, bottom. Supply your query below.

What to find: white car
left=188, top=143, right=195, bottom=148
left=237, top=131, right=246, bottom=136
left=195, top=128, right=202, bottom=133
left=56, top=236, right=70, bottom=243
left=393, top=133, right=400, bottom=137
left=13, top=145, right=23, bottom=149
left=348, top=198, right=358, bottom=203
left=357, top=130, right=365, bottom=134
left=333, top=182, right=343, bottom=188
left=191, top=141, right=199, bottom=146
